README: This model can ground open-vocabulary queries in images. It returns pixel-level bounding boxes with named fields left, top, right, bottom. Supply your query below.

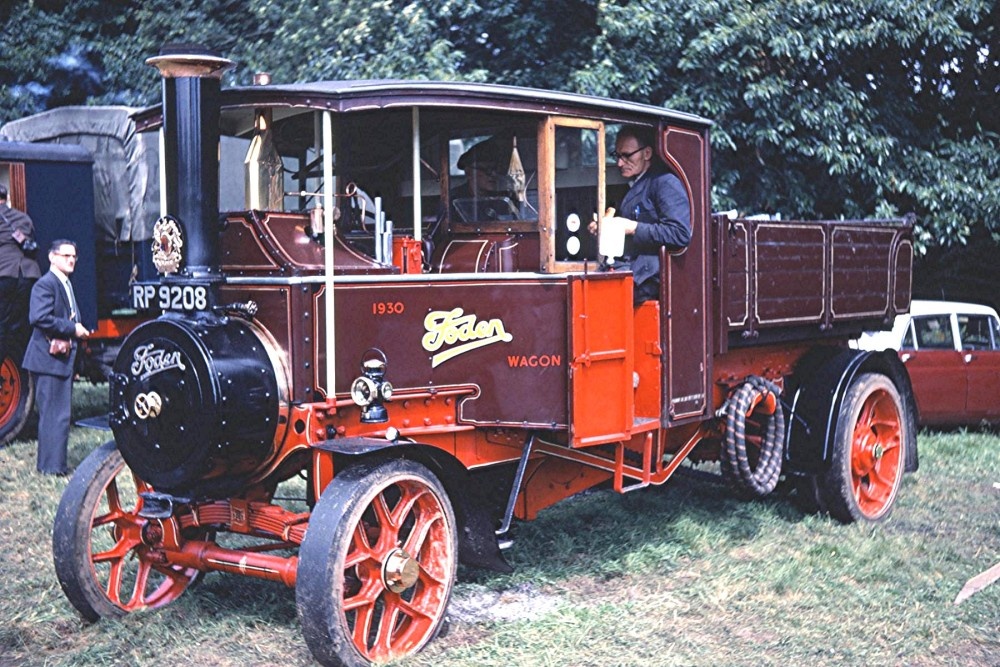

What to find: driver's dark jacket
left=616, top=163, right=691, bottom=289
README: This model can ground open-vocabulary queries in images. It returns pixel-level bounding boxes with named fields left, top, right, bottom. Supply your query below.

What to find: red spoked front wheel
left=297, top=458, right=458, bottom=667
left=52, top=441, right=202, bottom=621
left=820, top=373, right=906, bottom=523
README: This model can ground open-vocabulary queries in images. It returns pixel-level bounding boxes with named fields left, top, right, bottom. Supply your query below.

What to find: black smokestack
left=146, top=44, right=233, bottom=283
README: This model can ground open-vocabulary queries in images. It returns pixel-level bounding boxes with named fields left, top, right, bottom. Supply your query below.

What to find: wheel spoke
left=125, top=558, right=153, bottom=608
left=343, top=521, right=376, bottom=569
left=858, top=475, right=888, bottom=507
left=92, top=509, right=125, bottom=528
left=92, top=533, right=138, bottom=564
left=149, top=561, right=191, bottom=583
left=350, top=593, right=378, bottom=654
left=133, top=473, right=152, bottom=493
left=389, top=485, right=428, bottom=530
left=866, top=463, right=892, bottom=495
left=873, top=451, right=901, bottom=490
left=416, top=555, right=450, bottom=589
left=870, top=430, right=899, bottom=453
left=105, top=557, right=126, bottom=605
left=342, top=566, right=384, bottom=611
left=398, top=583, right=440, bottom=620
left=851, top=433, right=875, bottom=477
left=372, top=490, right=395, bottom=529
left=104, top=478, right=127, bottom=515
left=856, top=397, right=877, bottom=430
left=871, top=417, right=899, bottom=432
left=402, top=516, right=447, bottom=583
left=370, top=595, right=403, bottom=658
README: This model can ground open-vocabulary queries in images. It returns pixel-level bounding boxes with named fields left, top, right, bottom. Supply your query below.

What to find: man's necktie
left=67, top=280, right=79, bottom=322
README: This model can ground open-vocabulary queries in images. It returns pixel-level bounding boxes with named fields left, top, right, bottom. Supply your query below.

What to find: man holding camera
left=0, top=184, right=41, bottom=365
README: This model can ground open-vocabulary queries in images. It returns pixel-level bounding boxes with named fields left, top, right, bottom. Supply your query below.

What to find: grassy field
left=1, top=382, right=998, bottom=666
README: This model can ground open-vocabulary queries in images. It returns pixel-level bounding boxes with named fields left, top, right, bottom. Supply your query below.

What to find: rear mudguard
left=784, top=348, right=918, bottom=475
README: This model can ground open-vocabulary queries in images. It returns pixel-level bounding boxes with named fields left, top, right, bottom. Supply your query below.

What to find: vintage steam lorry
left=53, top=46, right=917, bottom=667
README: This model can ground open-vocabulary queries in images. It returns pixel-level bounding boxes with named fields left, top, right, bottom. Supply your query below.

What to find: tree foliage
left=1, top=0, right=997, bottom=252
left=246, top=1, right=468, bottom=82
left=571, top=0, right=999, bottom=250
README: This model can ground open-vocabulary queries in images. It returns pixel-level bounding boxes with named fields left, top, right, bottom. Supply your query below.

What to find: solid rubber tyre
left=818, top=373, right=907, bottom=523
left=52, top=441, right=202, bottom=621
left=0, top=354, right=32, bottom=446
left=297, top=458, right=458, bottom=667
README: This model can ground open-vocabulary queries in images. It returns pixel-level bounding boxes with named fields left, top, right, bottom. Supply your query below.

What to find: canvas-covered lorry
left=0, top=107, right=161, bottom=444
left=51, top=46, right=916, bottom=667
left=0, top=140, right=98, bottom=444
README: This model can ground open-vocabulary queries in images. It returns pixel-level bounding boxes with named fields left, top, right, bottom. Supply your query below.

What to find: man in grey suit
left=593, top=125, right=692, bottom=304
left=22, top=240, right=90, bottom=475
left=0, top=184, right=42, bottom=364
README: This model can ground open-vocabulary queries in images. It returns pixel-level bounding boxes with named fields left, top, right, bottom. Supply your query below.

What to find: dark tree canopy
left=1, top=0, right=997, bottom=258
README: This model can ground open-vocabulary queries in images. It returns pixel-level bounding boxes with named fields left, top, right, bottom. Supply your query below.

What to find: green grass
left=1, top=384, right=998, bottom=666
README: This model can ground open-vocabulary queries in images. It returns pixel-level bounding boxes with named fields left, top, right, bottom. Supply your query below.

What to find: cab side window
left=913, top=315, right=954, bottom=350
left=958, top=314, right=997, bottom=350
left=554, top=125, right=600, bottom=262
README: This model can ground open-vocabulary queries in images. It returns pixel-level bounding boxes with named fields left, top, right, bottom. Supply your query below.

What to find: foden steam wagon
left=53, top=46, right=917, bottom=667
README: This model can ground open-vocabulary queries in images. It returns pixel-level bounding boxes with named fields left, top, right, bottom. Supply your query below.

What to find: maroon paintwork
left=720, top=216, right=912, bottom=347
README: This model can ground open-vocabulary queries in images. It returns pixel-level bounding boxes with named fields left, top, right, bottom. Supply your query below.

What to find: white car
left=856, top=300, right=1000, bottom=425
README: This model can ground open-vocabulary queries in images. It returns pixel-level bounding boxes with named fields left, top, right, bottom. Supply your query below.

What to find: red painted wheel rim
left=88, top=462, right=198, bottom=611
left=0, top=356, right=22, bottom=426
left=341, top=477, right=453, bottom=662
left=850, top=388, right=903, bottom=518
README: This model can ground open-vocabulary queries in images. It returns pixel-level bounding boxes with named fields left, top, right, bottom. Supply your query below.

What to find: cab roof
left=135, top=79, right=712, bottom=131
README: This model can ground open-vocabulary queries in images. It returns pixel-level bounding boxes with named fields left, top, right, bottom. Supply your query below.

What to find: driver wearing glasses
left=593, top=124, right=691, bottom=304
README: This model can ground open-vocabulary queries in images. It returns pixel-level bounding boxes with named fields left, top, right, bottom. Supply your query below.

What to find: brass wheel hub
left=381, top=548, right=420, bottom=593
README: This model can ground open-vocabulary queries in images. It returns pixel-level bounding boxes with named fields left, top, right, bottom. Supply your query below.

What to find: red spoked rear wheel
left=52, top=441, right=202, bottom=620
left=297, top=458, right=457, bottom=667
left=820, top=373, right=906, bottom=523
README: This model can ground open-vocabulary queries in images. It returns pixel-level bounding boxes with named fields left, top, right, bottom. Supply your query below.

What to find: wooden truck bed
left=714, top=215, right=913, bottom=348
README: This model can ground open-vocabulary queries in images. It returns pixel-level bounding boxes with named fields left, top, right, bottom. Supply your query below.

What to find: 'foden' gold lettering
left=422, top=308, right=514, bottom=368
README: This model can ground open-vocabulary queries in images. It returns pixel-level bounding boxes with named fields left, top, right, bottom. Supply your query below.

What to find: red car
left=857, top=300, right=1000, bottom=425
